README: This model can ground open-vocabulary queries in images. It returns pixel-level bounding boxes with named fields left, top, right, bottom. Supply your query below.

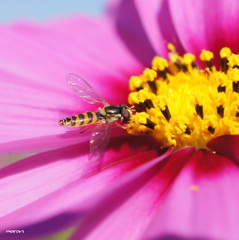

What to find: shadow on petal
left=188, top=149, right=236, bottom=179
left=110, top=0, right=156, bottom=67
left=207, top=135, right=239, bottom=165
left=151, top=235, right=208, bottom=240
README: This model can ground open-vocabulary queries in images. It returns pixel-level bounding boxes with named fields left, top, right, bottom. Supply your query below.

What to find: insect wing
left=66, top=73, right=109, bottom=105
left=86, top=122, right=113, bottom=172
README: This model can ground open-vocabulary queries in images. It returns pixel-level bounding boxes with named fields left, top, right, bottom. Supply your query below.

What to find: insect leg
left=79, top=124, right=96, bottom=133
left=115, top=122, right=127, bottom=129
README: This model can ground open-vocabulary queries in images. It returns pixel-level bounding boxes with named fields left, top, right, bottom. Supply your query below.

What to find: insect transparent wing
left=66, top=73, right=109, bottom=105
left=84, top=122, right=113, bottom=173
left=90, top=122, right=112, bottom=158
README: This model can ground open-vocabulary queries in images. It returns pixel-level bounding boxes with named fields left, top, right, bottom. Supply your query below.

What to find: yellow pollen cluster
left=127, top=44, right=239, bottom=149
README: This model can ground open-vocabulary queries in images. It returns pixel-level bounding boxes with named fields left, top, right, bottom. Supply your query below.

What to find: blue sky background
left=0, top=0, right=107, bottom=22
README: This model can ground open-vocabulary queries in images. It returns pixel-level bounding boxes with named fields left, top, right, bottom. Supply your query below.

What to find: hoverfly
left=59, top=73, right=133, bottom=169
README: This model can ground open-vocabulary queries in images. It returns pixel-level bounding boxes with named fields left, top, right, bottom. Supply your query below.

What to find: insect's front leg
left=114, top=121, right=127, bottom=129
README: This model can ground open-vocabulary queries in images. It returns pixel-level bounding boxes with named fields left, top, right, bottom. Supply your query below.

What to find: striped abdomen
left=58, top=112, right=104, bottom=127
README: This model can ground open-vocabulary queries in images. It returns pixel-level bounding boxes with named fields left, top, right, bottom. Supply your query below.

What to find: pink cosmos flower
left=1, top=0, right=239, bottom=240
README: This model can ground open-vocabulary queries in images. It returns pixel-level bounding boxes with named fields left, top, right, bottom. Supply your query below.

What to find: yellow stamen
left=152, top=56, right=168, bottom=71
left=142, top=68, right=157, bottom=81
left=182, top=53, right=195, bottom=66
left=200, top=50, right=214, bottom=70
left=228, top=53, right=239, bottom=67
left=129, top=76, right=143, bottom=91
left=199, top=50, right=214, bottom=62
left=220, top=47, right=231, bottom=58
left=127, top=44, right=239, bottom=150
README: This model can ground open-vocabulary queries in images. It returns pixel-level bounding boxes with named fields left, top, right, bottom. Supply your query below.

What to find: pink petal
left=0, top=16, right=143, bottom=143
left=106, top=0, right=156, bottom=66
left=207, top=135, right=239, bottom=164
left=134, top=0, right=184, bottom=57
left=169, top=0, right=239, bottom=65
left=70, top=147, right=195, bottom=240
left=144, top=149, right=239, bottom=240
left=0, top=135, right=165, bottom=239
left=0, top=127, right=128, bottom=156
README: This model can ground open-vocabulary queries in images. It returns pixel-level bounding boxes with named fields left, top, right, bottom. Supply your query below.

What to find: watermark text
left=6, top=230, right=24, bottom=234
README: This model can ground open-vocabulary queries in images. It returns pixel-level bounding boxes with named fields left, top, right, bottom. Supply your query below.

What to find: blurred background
left=0, top=0, right=106, bottom=22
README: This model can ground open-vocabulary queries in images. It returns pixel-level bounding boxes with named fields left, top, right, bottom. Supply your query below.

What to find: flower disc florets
left=127, top=44, right=239, bottom=149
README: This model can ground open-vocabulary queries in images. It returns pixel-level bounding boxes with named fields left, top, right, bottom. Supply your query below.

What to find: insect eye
left=122, top=108, right=131, bottom=123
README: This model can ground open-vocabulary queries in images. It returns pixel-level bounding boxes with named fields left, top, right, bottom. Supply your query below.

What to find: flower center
left=127, top=44, right=239, bottom=150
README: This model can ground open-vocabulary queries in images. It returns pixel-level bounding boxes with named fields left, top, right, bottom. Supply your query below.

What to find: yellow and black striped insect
left=59, top=73, right=133, bottom=162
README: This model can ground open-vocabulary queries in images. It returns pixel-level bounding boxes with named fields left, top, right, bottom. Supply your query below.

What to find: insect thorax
left=99, top=105, right=132, bottom=124
left=99, top=105, right=121, bottom=121
left=104, top=105, right=121, bottom=115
